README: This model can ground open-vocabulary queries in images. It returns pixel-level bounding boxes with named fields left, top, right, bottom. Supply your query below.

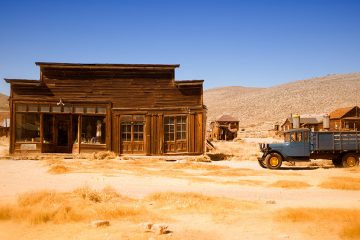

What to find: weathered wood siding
left=11, top=67, right=202, bottom=108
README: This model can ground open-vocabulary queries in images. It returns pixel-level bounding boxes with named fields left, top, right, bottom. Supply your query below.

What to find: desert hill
left=204, top=73, right=360, bottom=129
left=0, top=93, right=8, bottom=111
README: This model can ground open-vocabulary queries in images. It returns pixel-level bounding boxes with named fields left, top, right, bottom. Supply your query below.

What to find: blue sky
left=0, top=0, right=359, bottom=95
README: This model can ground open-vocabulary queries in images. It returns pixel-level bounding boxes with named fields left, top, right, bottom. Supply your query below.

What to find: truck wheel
left=342, top=153, right=359, bottom=168
left=265, top=153, right=282, bottom=169
left=258, top=158, right=267, bottom=169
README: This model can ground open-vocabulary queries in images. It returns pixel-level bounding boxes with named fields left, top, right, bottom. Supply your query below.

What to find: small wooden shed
left=208, top=114, right=239, bottom=140
left=5, top=62, right=206, bottom=155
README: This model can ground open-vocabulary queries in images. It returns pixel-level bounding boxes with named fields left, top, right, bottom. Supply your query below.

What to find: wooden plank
left=158, top=114, right=163, bottom=154
left=145, top=114, right=151, bottom=155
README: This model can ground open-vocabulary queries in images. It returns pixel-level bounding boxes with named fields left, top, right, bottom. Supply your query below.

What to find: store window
left=164, top=116, right=187, bottom=141
left=15, top=113, right=40, bottom=142
left=81, top=116, right=106, bottom=144
left=120, top=115, right=145, bottom=142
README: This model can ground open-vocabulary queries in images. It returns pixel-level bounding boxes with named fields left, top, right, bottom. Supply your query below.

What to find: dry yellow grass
left=319, top=177, right=360, bottom=190
left=144, top=191, right=259, bottom=222
left=0, top=186, right=150, bottom=224
left=276, top=208, right=360, bottom=240
left=0, top=187, right=258, bottom=226
left=210, top=141, right=260, bottom=161
left=268, top=180, right=311, bottom=189
left=48, top=164, right=69, bottom=174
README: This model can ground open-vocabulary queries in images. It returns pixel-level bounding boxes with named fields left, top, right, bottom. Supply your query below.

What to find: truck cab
left=259, top=129, right=311, bottom=169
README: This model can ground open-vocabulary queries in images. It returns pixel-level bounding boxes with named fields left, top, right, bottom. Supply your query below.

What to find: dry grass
left=210, top=141, right=260, bottom=161
left=268, top=180, right=311, bottom=189
left=144, top=191, right=258, bottom=222
left=48, top=164, right=69, bottom=174
left=319, top=177, right=360, bottom=190
left=90, top=151, right=117, bottom=160
left=276, top=208, right=360, bottom=239
left=0, top=187, right=259, bottom=225
left=0, top=186, right=149, bottom=224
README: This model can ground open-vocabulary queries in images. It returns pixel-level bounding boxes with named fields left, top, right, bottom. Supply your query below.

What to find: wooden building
left=329, top=106, right=360, bottom=130
left=5, top=62, right=206, bottom=155
left=281, top=117, right=323, bottom=132
left=208, top=115, right=239, bottom=140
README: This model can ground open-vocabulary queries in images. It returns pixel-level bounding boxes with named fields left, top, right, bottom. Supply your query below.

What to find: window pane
left=63, top=106, right=72, bottom=113
left=28, top=105, right=38, bottom=112
left=16, top=104, right=27, bottom=112
left=74, top=107, right=84, bottom=113
left=97, top=107, right=106, bottom=114
left=86, top=107, right=96, bottom=114
left=52, top=106, right=62, bottom=113
left=81, top=116, right=106, bottom=144
left=16, top=113, right=40, bottom=142
left=40, top=106, right=50, bottom=113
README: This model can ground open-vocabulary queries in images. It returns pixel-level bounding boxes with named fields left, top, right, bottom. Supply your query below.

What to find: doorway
left=55, top=115, right=71, bottom=153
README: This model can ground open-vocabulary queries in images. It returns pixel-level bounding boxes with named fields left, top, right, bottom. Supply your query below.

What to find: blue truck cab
left=258, top=128, right=360, bottom=169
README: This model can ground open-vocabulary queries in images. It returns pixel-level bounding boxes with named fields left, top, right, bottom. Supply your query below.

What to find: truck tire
left=265, top=153, right=282, bottom=169
left=342, top=153, right=359, bottom=168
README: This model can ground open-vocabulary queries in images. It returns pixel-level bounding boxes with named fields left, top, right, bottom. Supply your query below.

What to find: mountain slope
left=204, top=73, right=360, bottom=128
left=0, top=93, right=8, bottom=111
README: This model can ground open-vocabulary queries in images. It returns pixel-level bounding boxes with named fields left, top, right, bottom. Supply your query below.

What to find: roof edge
left=35, top=62, right=180, bottom=69
left=4, top=78, right=40, bottom=84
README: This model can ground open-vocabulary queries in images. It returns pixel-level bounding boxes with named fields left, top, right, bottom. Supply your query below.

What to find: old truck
left=258, top=128, right=360, bottom=169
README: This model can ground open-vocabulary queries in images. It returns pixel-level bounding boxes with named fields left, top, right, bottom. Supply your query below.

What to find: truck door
left=288, top=131, right=310, bottom=157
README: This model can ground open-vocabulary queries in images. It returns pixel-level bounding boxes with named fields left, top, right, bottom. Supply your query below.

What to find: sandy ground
left=0, top=142, right=360, bottom=239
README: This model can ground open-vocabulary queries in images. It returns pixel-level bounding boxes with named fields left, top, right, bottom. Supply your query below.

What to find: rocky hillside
left=204, top=73, right=360, bottom=129
left=0, top=93, right=8, bottom=111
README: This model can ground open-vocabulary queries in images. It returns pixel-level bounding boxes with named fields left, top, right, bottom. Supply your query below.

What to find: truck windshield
left=290, top=132, right=303, bottom=142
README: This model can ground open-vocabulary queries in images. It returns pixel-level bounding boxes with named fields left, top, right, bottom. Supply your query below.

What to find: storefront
left=6, top=62, right=206, bottom=155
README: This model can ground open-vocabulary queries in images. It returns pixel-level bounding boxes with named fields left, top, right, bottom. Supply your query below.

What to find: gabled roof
left=330, top=106, right=360, bottom=119
left=215, top=114, right=239, bottom=122
left=282, top=117, right=322, bottom=127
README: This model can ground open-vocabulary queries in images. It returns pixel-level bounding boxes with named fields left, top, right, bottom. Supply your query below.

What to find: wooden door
left=164, top=116, right=187, bottom=153
left=120, top=119, right=145, bottom=154
left=55, top=115, right=71, bottom=153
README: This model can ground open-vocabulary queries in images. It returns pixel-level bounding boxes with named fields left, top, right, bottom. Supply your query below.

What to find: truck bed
left=311, top=131, right=360, bottom=152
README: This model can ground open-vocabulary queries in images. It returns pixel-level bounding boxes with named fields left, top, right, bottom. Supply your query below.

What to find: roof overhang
left=35, top=62, right=180, bottom=70
left=4, top=79, right=40, bottom=85
left=175, top=80, right=204, bottom=87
